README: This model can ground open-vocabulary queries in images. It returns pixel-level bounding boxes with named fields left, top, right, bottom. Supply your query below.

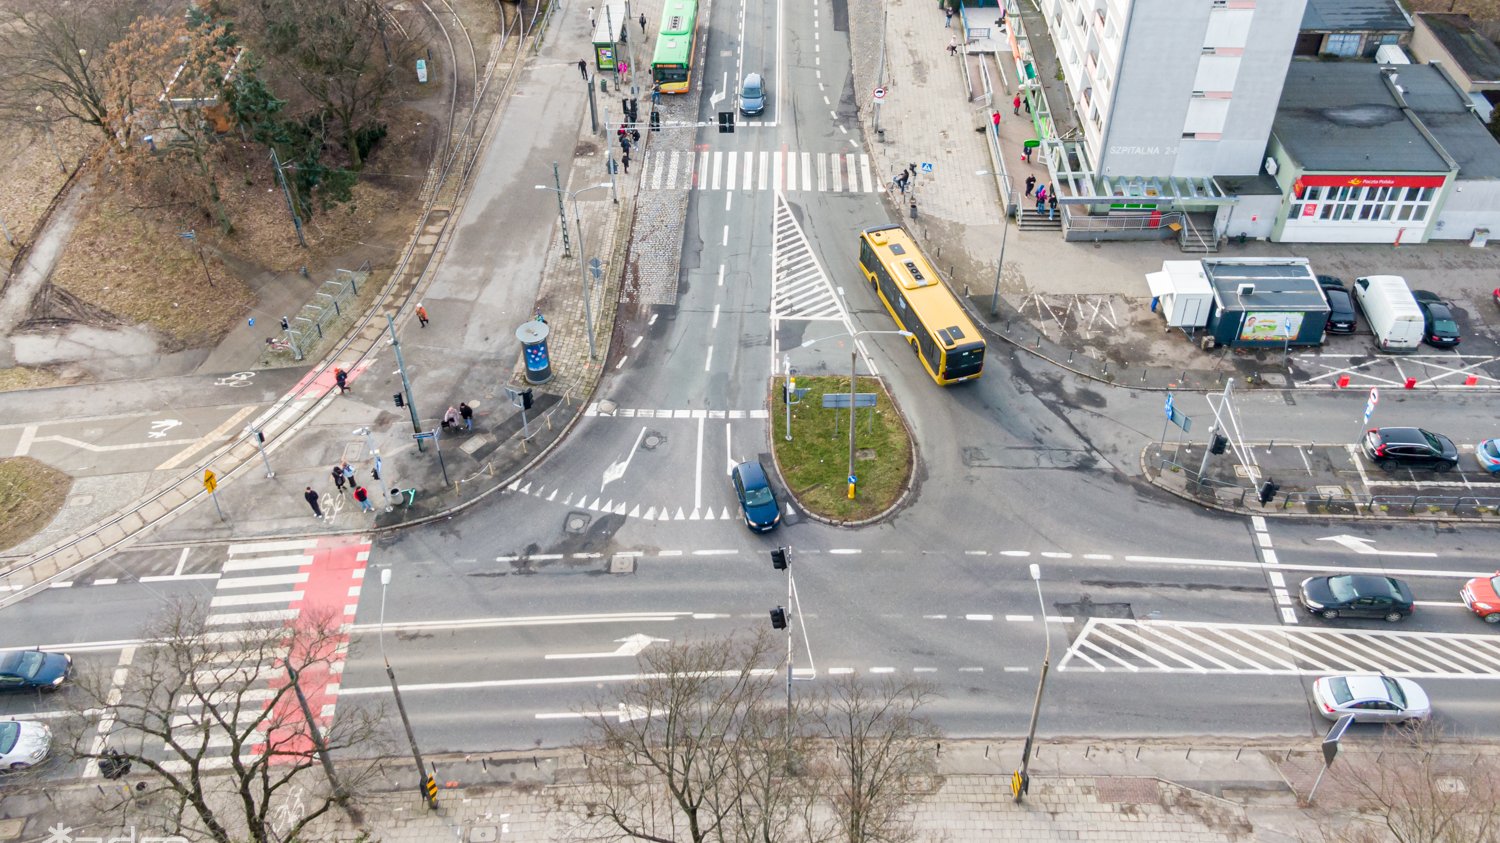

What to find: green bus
left=651, top=0, right=699, bottom=94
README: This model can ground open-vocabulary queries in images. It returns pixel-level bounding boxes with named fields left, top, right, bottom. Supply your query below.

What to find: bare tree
left=58, top=597, right=385, bottom=843
left=1318, top=722, right=1500, bottom=843
left=0, top=0, right=151, bottom=139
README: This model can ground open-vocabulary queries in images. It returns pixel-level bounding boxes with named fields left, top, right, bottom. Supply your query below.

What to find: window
left=1325, top=33, right=1361, bottom=57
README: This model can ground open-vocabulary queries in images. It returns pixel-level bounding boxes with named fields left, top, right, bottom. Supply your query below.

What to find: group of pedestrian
left=305, top=460, right=375, bottom=517
left=441, top=402, right=475, bottom=432
left=1031, top=181, right=1058, bottom=218
left=618, top=122, right=641, bottom=174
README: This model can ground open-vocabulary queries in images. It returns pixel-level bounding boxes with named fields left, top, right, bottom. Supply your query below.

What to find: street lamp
left=534, top=182, right=611, bottom=360
left=799, top=328, right=912, bottom=499
left=355, top=427, right=392, bottom=511
left=1014, top=563, right=1051, bottom=803
left=978, top=169, right=1011, bottom=317
left=380, top=569, right=436, bottom=809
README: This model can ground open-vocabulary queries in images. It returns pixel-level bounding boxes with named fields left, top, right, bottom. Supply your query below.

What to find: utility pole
left=847, top=347, right=858, bottom=499
left=387, top=314, right=424, bottom=452
left=178, top=230, right=215, bottom=287
left=269, top=148, right=308, bottom=248
left=284, top=659, right=359, bottom=823
left=357, top=427, right=393, bottom=512
left=1014, top=564, right=1051, bottom=803
left=381, top=569, right=436, bottom=810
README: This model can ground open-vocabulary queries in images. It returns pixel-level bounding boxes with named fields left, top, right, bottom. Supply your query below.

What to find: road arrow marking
left=601, top=426, right=648, bottom=492
left=709, top=71, right=727, bottom=108
left=534, top=704, right=667, bottom=723
left=544, top=633, right=669, bottom=660
left=1317, top=535, right=1439, bottom=558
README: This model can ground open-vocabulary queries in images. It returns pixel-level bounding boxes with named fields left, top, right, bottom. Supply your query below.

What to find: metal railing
left=1064, top=210, right=1184, bottom=233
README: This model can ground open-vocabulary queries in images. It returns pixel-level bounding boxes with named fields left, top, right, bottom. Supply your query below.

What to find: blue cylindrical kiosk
left=517, top=320, right=552, bottom=384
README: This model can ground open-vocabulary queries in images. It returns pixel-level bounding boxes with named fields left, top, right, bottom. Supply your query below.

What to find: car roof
left=1340, top=674, right=1395, bottom=701
left=743, top=72, right=762, bottom=85
left=1344, top=574, right=1400, bottom=595
left=1376, top=427, right=1426, bottom=444
left=735, top=460, right=768, bottom=485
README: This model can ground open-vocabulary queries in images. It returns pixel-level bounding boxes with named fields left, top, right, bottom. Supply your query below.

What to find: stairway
left=1016, top=207, right=1062, bottom=232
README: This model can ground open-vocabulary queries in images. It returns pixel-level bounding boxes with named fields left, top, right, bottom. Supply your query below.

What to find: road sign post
left=202, top=470, right=225, bottom=521
left=1307, top=714, right=1355, bottom=804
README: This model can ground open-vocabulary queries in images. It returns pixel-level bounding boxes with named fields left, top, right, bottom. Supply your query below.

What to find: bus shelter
left=591, top=0, right=629, bottom=72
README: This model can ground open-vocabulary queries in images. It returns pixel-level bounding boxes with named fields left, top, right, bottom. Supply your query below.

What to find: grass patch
left=0, top=457, right=72, bottom=551
left=0, top=367, right=64, bottom=393
left=770, top=375, right=912, bottom=522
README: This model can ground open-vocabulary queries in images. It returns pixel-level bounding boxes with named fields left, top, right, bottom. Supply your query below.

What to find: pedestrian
left=341, top=460, right=356, bottom=486
left=617, top=123, right=627, bottom=141
left=304, top=487, right=323, bottom=518
left=908, top=162, right=917, bottom=181
left=577, top=59, right=588, bottom=80
left=1024, top=175, right=1036, bottom=198
left=535, top=311, right=547, bottom=324
left=622, top=152, right=631, bottom=173
left=587, top=6, right=594, bottom=27
left=630, top=127, right=640, bottom=143
left=651, top=82, right=661, bottom=105
left=991, top=110, right=1001, bottom=131
left=354, top=486, right=373, bottom=513
left=416, top=303, right=429, bottom=327
left=443, top=405, right=461, bottom=430
left=639, top=12, right=647, bottom=33
left=895, top=171, right=908, bottom=195
left=334, top=367, right=348, bottom=394
left=947, top=36, right=958, bottom=57
left=331, top=464, right=347, bottom=493
left=460, top=402, right=474, bottom=431
left=944, top=7, right=953, bottom=27
left=620, top=134, right=631, bottom=153
left=1048, top=193, right=1058, bottom=219
left=1036, top=184, right=1046, bottom=213
left=1013, top=92, right=1022, bottom=115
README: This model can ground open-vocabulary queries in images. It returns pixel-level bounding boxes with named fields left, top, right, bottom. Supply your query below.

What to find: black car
left=0, top=650, right=72, bottom=692
left=1316, top=275, right=1357, bottom=334
left=1361, top=426, right=1459, bottom=472
left=1300, top=574, right=1414, bottom=622
left=1411, top=290, right=1460, bottom=348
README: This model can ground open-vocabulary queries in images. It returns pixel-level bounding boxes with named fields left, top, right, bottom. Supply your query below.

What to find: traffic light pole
left=381, top=570, right=436, bottom=810
left=387, top=314, right=424, bottom=452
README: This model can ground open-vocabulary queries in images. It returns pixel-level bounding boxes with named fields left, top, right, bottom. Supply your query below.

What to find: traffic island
left=769, top=375, right=914, bottom=524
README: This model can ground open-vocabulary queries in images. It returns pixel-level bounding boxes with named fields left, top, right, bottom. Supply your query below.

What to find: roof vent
left=1237, top=283, right=1255, bottom=297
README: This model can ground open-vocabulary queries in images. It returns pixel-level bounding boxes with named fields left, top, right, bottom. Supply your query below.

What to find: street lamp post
left=798, top=329, right=912, bottom=499
left=979, top=169, right=1011, bottom=317
left=356, top=427, right=393, bottom=511
left=380, top=569, right=436, bottom=809
left=1014, top=563, right=1051, bottom=803
left=534, top=182, right=612, bottom=360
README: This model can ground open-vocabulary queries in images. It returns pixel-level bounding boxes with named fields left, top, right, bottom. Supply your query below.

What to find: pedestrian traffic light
left=1209, top=433, right=1228, bottom=455
left=650, top=110, right=661, bottom=132
left=1258, top=479, right=1280, bottom=505
left=769, top=606, right=787, bottom=629
left=521, top=388, right=534, bottom=410
left=718, top=112, right=734, bottom=133
left=771, top=547, right=788, bottom=570
left=393, top=393, right=404, bottom=408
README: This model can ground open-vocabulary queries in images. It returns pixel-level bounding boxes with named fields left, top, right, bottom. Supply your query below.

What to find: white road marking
left=1318, top=534, right=1439, bottom=557
left=342, top=668, right=780, bottom=695
left=695, top=416, right=704, bottom=513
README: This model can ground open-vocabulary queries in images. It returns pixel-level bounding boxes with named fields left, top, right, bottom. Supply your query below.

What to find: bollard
left=1141, top=369, right=1147, bottom=382
left=1337, top=374, right=1350, bottom=388
left=1404, top=376, right=1417, bottom=389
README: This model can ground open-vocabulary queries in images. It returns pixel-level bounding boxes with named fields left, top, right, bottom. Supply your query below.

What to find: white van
left=1353, top=275, right=1424, bottom=353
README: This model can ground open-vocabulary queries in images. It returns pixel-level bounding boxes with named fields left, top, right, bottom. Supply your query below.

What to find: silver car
left=1311, top=674, right=1430, bottom=724
left=0, top=720, right=51, bottom=770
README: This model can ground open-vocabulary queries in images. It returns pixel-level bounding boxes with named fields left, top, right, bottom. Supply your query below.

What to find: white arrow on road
left=535, top=703, right=667, bottom=723
left=1317, top=535, right=1438, bottom=558
left=544, top=633, right=669, bottom=660
left=601, top=426, right=648, bottom=492
left=709, top=71, right=727, bottom=108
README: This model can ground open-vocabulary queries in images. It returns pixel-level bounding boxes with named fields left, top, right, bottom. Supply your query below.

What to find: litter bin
left=517, top=320, right=553, bottom=384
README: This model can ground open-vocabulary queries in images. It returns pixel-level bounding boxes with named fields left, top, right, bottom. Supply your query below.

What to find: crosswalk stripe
left=785, top=151, right=795, bottom=192
left=227, top=540, right=317, bottom=555
left=803, top=152, right=813, bottom=191
left=759, top=151, right=769, bottom=190
left=210, top=591, right=304, bottom=608
left=859, top=154, right=874, bottom=192
left=725, top=149, right=735, bottom=190
left=711, top=150, right=722, bottom=190
left=216, top=573, right=309, bottom=590
left=743, top=151, right=753, bottom=189
left=222, top=555, right=309, bottom=572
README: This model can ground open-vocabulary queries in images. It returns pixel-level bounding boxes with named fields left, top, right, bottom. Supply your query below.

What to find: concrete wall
left=1220, top=195, right=1281, bottom=241
left=1430, top=178, right=1500, bottom=240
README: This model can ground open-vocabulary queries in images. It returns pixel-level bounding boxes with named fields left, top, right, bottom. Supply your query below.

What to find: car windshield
left=1421, top=431, right=1446, bottom=451
left=0, top=722, right=17, bottom=754
left=1484, top=442, right=1500, bottom=459
left=1327, top=677, right=1352, bottom=704
left=1381, top=676, right=1406, bottom=707
left=1327, top=576, right=1357, bottom=602
left=1432, top=318, right=1458, bottom=334
left=0, top=651, right=45, bottom=680
left=743, top=487, right=774, bottom=507
left=1491, top=576, right=1500, bottom=595
left=743, top=78, right=762, bottom=97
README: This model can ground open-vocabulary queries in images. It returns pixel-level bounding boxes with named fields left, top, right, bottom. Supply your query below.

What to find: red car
left=1461, top=572, right=1500, bottom=624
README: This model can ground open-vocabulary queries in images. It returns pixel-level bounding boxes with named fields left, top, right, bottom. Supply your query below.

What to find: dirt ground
left=0, top=457, right=72, bottom=551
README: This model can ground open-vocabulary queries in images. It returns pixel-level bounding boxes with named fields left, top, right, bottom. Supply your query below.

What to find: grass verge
left=0, top=457, right=72, bottom=551
left=769, top=375, right=912, bottom=522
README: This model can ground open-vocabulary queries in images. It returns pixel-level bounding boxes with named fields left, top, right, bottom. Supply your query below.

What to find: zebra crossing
left=641, top=149, right=878, bottom=193
left=772, top=191, right=848, bottom=323
left=1059, top=617, right=1500, bottom=680
left=504, top=477, right=754, bottom=523
left=159, top=538, right=370, bottom=772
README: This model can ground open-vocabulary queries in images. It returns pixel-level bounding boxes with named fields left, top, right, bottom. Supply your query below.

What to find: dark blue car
left=731, top=460, right=781, bottom=532
left=0, top=650, right=72, bottom=693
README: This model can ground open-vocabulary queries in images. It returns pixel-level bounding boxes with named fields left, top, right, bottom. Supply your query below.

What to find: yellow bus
left=857, top=224, right=985, bottom=384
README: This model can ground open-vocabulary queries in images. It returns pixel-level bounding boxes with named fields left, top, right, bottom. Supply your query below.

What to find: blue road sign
left=1164, top=392, right=1174, bottom=420
left=848, top=474, right=857, bottom=485
left=920, top=162, right=933, bottom=173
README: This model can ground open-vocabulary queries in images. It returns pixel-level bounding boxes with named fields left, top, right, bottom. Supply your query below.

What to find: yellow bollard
left=847, top=482, right=856, bottom=500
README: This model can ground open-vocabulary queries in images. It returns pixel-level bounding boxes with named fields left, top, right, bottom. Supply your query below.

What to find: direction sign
left=848, top=474, right=858, bottom=485
left=202, top=470, right=217, bottom=493
left=1164, top=392, right=1174, bottom=420
left=873, top=86, right=887, bottom=101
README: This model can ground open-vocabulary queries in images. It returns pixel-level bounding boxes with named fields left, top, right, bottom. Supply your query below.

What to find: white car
left=0, top=719, right=51, bottom=770
left=1311, top=674, right=1430, bottom=724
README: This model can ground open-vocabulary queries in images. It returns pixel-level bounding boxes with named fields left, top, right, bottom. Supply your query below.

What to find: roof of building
left=1273, top=61, right=1500, bottom=179
left=1416, top=14, right=1500, bottom=85
left=1302, top=0, right=1411, bottom=34
left=1204, top=260, right=1329, bottom=311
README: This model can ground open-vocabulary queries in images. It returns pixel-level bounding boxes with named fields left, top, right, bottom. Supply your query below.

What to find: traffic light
left=769, top=606, right=787, bottom=629
left=1209, top=433, right=1228, bottom=455
left=718, top=111, right=734, bottom=133
left=521, top=388, right=534, bottom=410
left=393, top=393, right=405, bottom=408
left=771, top=547, right=788, bottom=570
left=650, top=110, right=661, bottom=132
left=1258, top=479, right=1280, bottom=505
left=423, top=773, right=439, bottom=807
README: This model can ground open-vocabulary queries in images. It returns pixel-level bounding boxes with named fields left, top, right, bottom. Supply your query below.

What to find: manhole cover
left=1315, top=485, right=1347, bottom=496
left=565, top=511, right=591, bottom=534
left=855, top=448, right=877, bottom=461
left=597, top=399, right=618, bottom=416
left=470, top=826, right=498, bottom=842
left=643, top=431, right=664, bottom=449
left=610, top=554, right=637, bottom=574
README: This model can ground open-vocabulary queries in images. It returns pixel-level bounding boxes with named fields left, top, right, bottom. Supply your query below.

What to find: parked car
left=0, top=720, right=51, bottom=770
left=1478, top=438, right=1500, bottom=474
left=1299, top=574, right=1414, bottom=622
left=1360, top=427, right=1459, bottom=472
left=739, top=73, right=766, bottom=116
left=1461, top=571, right=1500, bottom=624
left=1311, top=674, right=1431, bottom=724
left=1411, top=290, right=1461, bottom=348
left=1316, top=275, right=1357, bottom=334
left=731, top=460, right=780, bottom=532
left=0, top=650, right=71, bottom=693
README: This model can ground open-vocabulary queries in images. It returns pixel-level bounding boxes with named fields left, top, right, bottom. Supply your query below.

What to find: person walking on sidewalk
left=1013, top=92, right=1022, bottom=115
left=341, top=460, right=357, bottom=486
left=944, top=6, right=953, bottom=27
left=577, top=59, right=589, bottom=80
left=334, top=367, right=348, bottom=394
left=622, top=151, right=631, bottom=174
left=304, top=487, right=323, bottom=518
left=639, top=12, right=647, bottom=33
left=331, top=464, right=347, bottom=494
left=1035, top=184, right=1047, bottom=213
left=587, top=6, right=595, bottom=27
left=354, top=486, right=373, bottom=512
left=947, top=35, right=958, bottom=57
left=416, top=303, right=429, bottom=327
left=991, top=110, right=1001, bottom=131
left=650, top=82, right=660, bottom=105
left=1048, top=193, right=1058, bottom=219
left=443, top=405, right=462, bottom=431
left=1024, top=175, right=1036, bottom=199
left=460, top=402, right=474, bottom=431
